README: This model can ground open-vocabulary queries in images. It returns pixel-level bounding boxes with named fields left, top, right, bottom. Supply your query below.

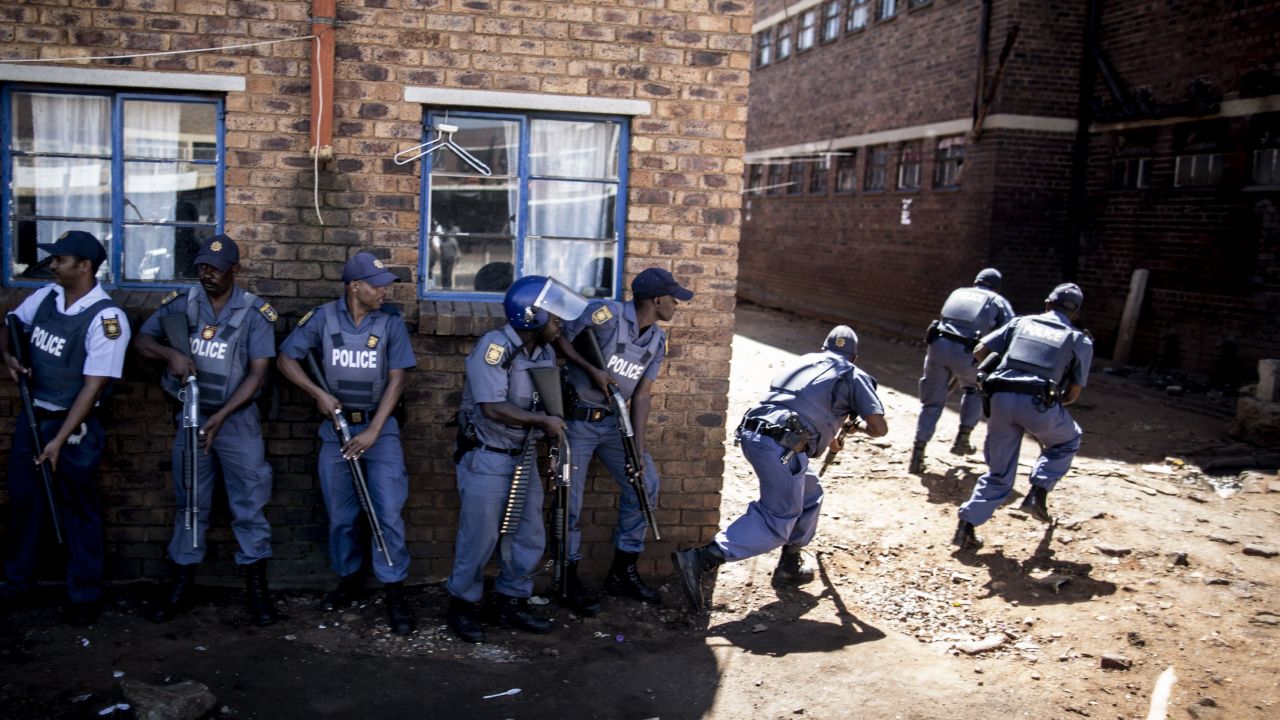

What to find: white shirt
left=9, top=283, right=131, bottom=388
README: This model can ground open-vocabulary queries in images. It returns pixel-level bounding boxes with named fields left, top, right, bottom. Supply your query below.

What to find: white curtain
left=28, top=94, right=111, bottom=246
left=121, top=101, right=183, bottom=279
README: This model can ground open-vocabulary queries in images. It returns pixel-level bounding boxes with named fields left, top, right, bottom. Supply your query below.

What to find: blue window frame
left=1, top=85, right=224, bottom=289
left=418, top=109, right=629, bottom=300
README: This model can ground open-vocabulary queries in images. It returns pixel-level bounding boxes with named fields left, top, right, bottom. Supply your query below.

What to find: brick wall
left=0, top=0, right=751, bottom=585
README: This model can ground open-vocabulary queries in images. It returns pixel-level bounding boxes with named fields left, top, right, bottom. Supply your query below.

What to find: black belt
left=346, top=409, right=375, bottom=425
left=983, top=378, right=1049, bottom=397
left=567, top=404, right=611, bottom=422
left=480, top=444, right=523, bottom=456
left=740, top=418, right=786, bottom=441
left=937, top=330, right=978, bottom=351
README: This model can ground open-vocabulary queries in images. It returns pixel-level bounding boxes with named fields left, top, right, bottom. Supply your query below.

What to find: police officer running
left=910, top=268, right=1014, bottom=474
left=277, top=253, right=418, bottom=635
left=446, top=276, right=586, bottom=643
left=553, top=267, right=692, bottom=612
left=135, top=235, right=280, bottom=626
left=953, top=283, right=1093, bottom=550
left=673, top=327, right=888, bottom=611
left=0, top=231, right=130, bottom=626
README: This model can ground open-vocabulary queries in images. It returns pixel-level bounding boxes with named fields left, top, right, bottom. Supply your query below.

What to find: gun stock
left=6, top=315, right=63, bottom=545
left=530, top=366, right=571, bottom=599
left=817, top=417, right=860, bottom=478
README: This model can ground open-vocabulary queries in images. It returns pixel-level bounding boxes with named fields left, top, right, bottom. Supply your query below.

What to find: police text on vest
left=607, top=354, right=644, bottom=381
left=31, top=326, right=68, bottom=357
left=333, top=348, right=378, bottom=369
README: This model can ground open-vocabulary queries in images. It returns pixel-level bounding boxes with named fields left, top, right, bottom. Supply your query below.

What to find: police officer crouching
left=277, top=253, right=418, bottom=635
left=0, top=231, right=130, bottom=626
left=445, top=276, right=587, bottom=643
left=136, top=235, right=280, bottom=625
left=953, top=283, right=1094, bottom=550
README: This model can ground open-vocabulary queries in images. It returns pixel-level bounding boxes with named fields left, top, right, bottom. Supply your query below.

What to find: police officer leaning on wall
left=552, top=267, right=692, bottom=613
left=953, top=283, right=1094, bottom=551
left=910, top=268, right=1015, bottom=474
left=0, top=231, right=130, bottom=626
left=276, top=252, right=418, bottom=635
left=135, top=235, right=281, bottom=626
left=445, top=276, right=587, bottom=644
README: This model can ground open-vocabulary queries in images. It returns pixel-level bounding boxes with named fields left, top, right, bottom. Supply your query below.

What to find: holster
left=449, top=411, right=478, bottom=464
left=924, top=319, right=941, bottom=345
left=778, top=413, right=813, bottom=462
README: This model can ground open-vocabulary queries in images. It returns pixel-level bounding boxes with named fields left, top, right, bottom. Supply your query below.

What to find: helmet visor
left=534, top=276, right=589, bottom=322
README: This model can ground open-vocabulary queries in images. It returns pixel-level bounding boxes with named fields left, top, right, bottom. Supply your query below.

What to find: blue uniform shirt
left=280, top=298, right=416, bottom=371
left=460, top=324, right=558, bottom=450
left=140, top=285, right=277, bottom=362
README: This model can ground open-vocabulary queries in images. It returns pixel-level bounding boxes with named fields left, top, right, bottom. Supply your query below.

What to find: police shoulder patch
left=484, top=342, right=506, bottom=366
left=297, top=309, right=315, bottom=327
left=160, top=290, right=180, bottom=305
left=102, top=315, right=122, bottom=340
left=259, top=303, right=278, bottom=322
left=591, top=305, right=613, bottom=325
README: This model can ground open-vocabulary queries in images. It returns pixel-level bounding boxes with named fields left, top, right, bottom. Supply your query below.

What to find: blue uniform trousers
left=5, top=416, right=106, bottom=603
left=914, top=337, right=983, bottom=444
left=317, top=416, right=410, bottom=584
left=446, top=449, right=545, bottom=602
left=564, top=418, right=661, bottom=561
left=715, top=429, right=823, bottom=561
left=168, top=406, right=273, bottom=566
left=959, top=393, right=1082, bottom=526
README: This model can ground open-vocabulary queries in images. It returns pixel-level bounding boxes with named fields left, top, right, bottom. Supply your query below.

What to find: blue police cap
left=36, top=230, right=106, bottom=266
left=192, top=234, right=240, bottom=272
left=823, top=325, right=858, bottom=358
left=342, top=252, right=399, bottom=287
left=974, top=268, right=1002, bottom=291
left=1046, top=283, right=1084, bottom=312
left=631, top=268, right=694, bottom=301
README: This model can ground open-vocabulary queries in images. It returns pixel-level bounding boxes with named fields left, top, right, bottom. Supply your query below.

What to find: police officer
left=910, top=268, right=1014, bottom=474
left=446, top=275, right=586, bottom=643
left=672, top=327, right=888, bottom=611
left=135, top=235, right=280, bottom=626
left=0, top=231, right=130, bottom=626
left=553, top=267, right=692, bottom=612
left=953, top=283, right=1093, bottom=550
left=277, top=252, right=417, bottom=635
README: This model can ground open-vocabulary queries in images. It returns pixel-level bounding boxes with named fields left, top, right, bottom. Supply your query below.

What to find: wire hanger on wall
left=393, top=123, right=493, bottom=176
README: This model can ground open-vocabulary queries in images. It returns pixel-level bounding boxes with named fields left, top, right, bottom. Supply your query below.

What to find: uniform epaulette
left=258, top=302, right=278, bottom=322
left=297, top=308, right=316, bottom=327
left=160, top=290, right=181, bottom=305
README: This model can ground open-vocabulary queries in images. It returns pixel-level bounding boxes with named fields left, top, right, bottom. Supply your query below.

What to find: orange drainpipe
left=310, top=0, right=335, bottom=161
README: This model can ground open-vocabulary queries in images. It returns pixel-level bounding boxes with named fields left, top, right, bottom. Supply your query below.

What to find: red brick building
left=0, top=0, right=751, bottom=584
left=740, top=0, right=1280, bottom=381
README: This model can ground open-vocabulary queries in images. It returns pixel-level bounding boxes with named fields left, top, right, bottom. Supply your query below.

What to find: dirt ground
left=3, top=302, right=1278, bottom=720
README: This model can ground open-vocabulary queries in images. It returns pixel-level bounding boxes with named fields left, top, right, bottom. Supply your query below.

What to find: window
left=748, top=163, right=765, bottom=196
left=1173, top=120, right=1226, bottom=188
left=864, top=146, right=887, bottom=191
left=421, top=111, right=627, bottom=298
left=835, top=151, right=858, bottom=193
left=846, top=0, right=869, bottom=31
left=1109, top=128, right=1154, bottom=190
left=822, top=1, right=843, bottom=43
left=897, top=141, right=922, bottom=190
left=797, top=10, right=818, bottom=52
left=786, top=160, right=806, bottom=195
left=809, top=157, right=830, bottom=195
left=3, top=87, right=223, bottom=287
left=767, top=162, right=786, bottom=195
left=756, top=30, right=773, bottom=68
left=777, top=22, right=793, bottom=61
left=935, top=136, right=965, bottom=188
left=878, top=0, right=898, bottom=20
left=1249, top=113, right=1280, bottom=187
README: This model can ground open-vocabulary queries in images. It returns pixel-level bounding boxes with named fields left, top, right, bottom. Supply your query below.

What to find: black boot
left=558, top=562, right=602, bottom=617
left=671, top=543, right=725, bottom=611
left=773, top=545, right=817, bottom=584
left=447, top=596, right=485, bottom=643
left=1020, top=485, right=1052, bottom=523
left=384, top=582, right=415, bottom=636
left=604, top=550, right=661, bottom=605
left=243, top=560, right=278, bottom=627
left=148, top=562, right=198, bottom=623
left=909, top=442, right=926, bottom=474
left=950, top=426, right=976, bottom=455
left=951, top=519, right=983, bottom=551
left=495, top=594, right=552, bottom=634
left=319, top=574, right=365, bottom=611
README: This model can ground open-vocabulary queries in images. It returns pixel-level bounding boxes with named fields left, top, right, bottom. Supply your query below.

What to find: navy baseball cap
left=823, top=325, right=858, bottom=358
left=37, top=230, right=107, bottom=266
left=342, top=252, right=399, bottom=287
left=192, top=234, right=240, bottom=272
left=1046, top=282, right=1084, bottom=312
left=974, top=268, right=1002, bottom=291
left=631, top=268, right=694, bottom=301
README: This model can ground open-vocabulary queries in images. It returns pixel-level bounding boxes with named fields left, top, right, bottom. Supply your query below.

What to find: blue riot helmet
left=503, top=275, right=589, bottom=330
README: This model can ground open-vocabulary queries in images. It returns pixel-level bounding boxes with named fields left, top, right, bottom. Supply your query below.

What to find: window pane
left=9, top=219, right=111, bottom=280
left=529, top=180, right=616, bottom=239
left=14, top=157, right=112, bottom=219
left=531, top=119, right=619, bottom=179
left=11, top=92, right=111, bottom=156
left=124, top=100, right=218, bottom=161
left=121, top=223, right=214, bottom=282
left=523, top=237, right=617, bottom=298
left=430, top=178, right=519, bottom=236
left=429, top=117, right=519, bottom=175
left=124, top=161, right=217, bottom=223
left=427, top=235, right=514, bottom=293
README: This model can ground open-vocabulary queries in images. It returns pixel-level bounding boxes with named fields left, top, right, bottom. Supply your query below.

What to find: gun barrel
left=7, top=316, right=64, bottom=545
